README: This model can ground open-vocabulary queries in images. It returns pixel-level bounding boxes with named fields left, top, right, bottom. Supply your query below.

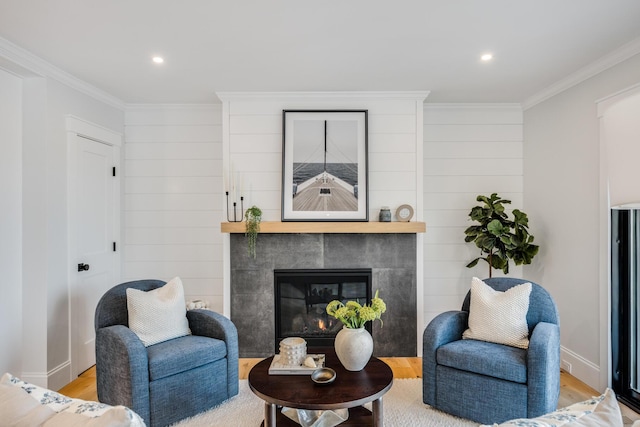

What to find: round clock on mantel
left=395, top=204, right=414, bottom=222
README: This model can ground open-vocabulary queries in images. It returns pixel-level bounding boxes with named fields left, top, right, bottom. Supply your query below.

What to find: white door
left=70, top=134, right=117, bottom=376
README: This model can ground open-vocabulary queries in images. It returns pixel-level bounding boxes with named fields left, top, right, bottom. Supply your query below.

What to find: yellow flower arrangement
left=326, top=290, right=386, bottom=329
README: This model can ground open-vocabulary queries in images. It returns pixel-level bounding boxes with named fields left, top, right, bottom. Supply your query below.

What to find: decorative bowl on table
left=311, top=367, right=336, bottom=384
left=279, top=337, right=307, bottom=366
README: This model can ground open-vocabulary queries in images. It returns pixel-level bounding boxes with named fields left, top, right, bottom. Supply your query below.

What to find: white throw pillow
left=483, top=388, right=623, bottom=427
left=126, top=277, right=191, bottom=346
left=462, top=277, right=531, bottom=349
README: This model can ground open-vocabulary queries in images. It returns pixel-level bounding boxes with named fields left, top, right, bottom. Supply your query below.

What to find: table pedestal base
left=261, top=403, right=382, bottom=427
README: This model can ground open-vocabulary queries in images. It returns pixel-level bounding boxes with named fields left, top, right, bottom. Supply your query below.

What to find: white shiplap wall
left=124, top=105, right=224, bottom=311
left=121, top=100, right=524, bottom=346
left=219, top=93, right=428, bottom=222
left=422, top=104, right=524, bottom=329
left=218, top=91, right=428, bottom=317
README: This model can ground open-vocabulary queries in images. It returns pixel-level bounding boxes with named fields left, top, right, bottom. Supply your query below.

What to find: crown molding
left=423, top=102, right=522, bottom=109
left=0, top=36, right=125, bottom=110
left=125, top=103, right=221, bottom=111
left=523, top=36, right=640, bottom=111
left=216, top=91, right=430, bottom=103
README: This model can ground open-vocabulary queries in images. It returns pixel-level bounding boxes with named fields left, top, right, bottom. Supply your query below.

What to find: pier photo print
left=282, top=110, right=368, bottom=221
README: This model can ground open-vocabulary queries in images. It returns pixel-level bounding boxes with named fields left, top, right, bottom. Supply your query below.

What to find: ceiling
left=2, top=0, right=640, bottom=105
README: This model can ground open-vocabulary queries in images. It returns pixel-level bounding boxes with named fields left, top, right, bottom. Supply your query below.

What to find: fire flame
left=318, top=319, right=326, bottom=330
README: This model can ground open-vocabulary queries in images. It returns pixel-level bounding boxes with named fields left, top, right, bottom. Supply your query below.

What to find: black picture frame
left=282, top=110, right=368, bottom=221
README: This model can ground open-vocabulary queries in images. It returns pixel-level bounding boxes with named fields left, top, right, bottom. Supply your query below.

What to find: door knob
left=77, top=263, right=90, bottom=272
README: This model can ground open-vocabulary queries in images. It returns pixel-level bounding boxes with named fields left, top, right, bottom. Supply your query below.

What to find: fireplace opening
left=274, top=268, right=372, bottom=352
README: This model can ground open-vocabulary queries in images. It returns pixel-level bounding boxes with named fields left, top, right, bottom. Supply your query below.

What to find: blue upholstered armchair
left=94, top=280, right=239, bottom=427
left=422, top=277, right=560, bottom=425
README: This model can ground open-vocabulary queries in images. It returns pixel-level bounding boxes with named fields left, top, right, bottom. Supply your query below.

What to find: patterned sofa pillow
left=483, top=388, right=623, bottom=427
left=0, top=373, right=146, bottom=426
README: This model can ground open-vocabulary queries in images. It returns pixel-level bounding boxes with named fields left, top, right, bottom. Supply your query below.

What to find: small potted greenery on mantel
left=464, top=193, right=539, bottom=277
left=244, top=206, right=262, bottom=259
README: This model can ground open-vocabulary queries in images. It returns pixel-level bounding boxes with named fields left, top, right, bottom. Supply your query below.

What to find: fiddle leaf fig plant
left=244, top=206, right=262, bottom=259
left=464, top=193, right=539, bottom=277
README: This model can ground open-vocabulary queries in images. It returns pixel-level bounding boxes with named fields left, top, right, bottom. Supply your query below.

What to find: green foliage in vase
left=464, top=193, right=539, bottom=277
left=326, top=290, right=386, bottom=329
left=244, top=206, right=262, bottom=259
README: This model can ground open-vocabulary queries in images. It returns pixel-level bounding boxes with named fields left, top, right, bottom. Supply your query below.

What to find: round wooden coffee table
left=248, top=351, right=393, bottom=427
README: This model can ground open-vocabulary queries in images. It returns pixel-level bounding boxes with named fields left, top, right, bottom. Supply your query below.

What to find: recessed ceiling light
left=481, top=53, right=493, bottom=61
left=152, top=56, right=164, bottom=64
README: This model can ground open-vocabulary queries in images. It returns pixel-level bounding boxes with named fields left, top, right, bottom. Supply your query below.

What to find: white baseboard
left=48, top=360, right=72, bottom=391
left=561, top=346, right=601, bottom=391
left=21, top=360, right=72, bottom=391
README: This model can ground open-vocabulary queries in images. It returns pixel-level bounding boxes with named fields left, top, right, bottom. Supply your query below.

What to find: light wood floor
left=60, top=358, right=640, bottom=425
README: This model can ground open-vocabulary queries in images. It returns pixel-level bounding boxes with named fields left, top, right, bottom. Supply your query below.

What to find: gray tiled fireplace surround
left=230, top=233, right=417, bottom=358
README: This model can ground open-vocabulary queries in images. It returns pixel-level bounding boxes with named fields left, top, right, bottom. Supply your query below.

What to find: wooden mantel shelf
left=220, top=221, right=426, bottom=234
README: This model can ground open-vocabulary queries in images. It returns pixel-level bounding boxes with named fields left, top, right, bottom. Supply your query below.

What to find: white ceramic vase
left=334, top=326, right=373, bottom=371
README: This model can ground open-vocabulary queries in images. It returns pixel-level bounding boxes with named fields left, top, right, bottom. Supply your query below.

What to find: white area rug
left=173, top=379, right=477, bottom=426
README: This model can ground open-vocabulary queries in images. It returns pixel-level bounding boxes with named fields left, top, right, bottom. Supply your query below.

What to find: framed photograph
left=282, top=110, right=368, bottom=221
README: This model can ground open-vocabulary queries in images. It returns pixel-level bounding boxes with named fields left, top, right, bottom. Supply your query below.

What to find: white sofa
left=0, top=373, right=145, bottom=426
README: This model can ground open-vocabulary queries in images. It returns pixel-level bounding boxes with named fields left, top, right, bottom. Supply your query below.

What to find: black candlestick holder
left=226, top=192, right=244, bottom=222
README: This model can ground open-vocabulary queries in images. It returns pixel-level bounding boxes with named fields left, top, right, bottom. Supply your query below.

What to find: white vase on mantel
left=334, top=326, right=373, bottom=371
